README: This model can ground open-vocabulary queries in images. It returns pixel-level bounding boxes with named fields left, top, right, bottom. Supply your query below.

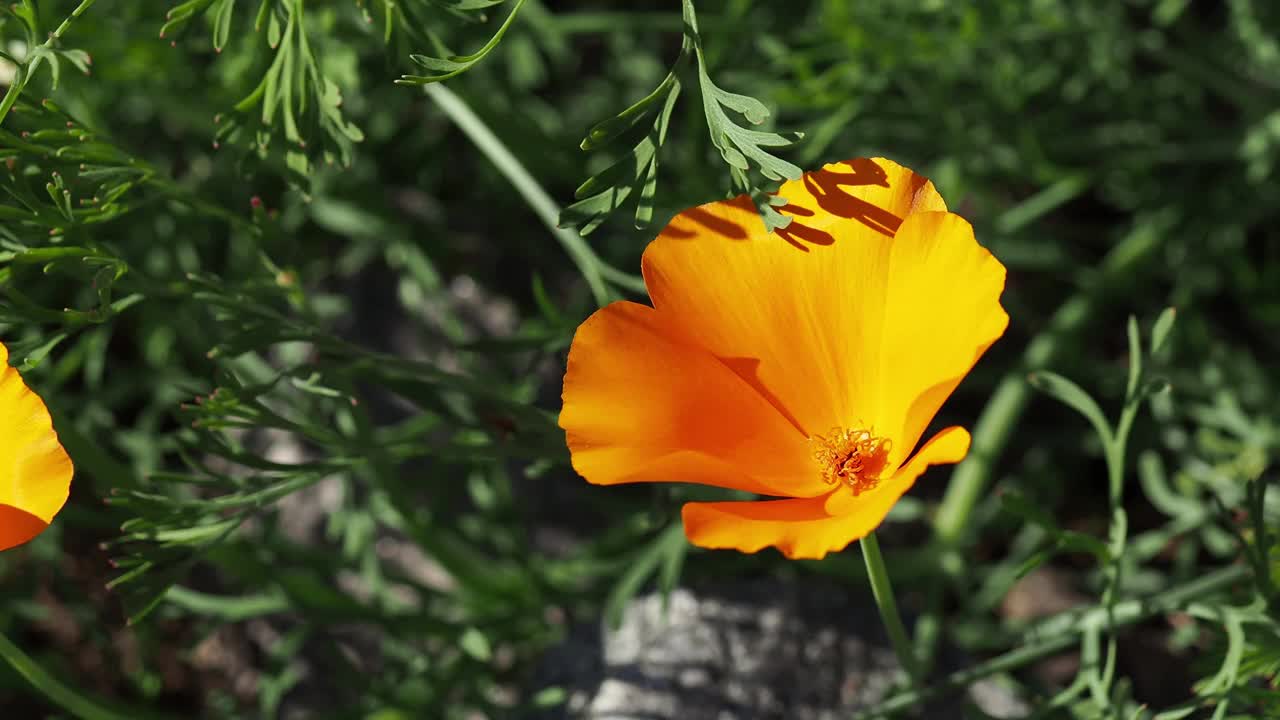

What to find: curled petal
left=683, top=427, right=970, bottom=559
left=876, top=212, right=1007, bottom=469
left=562, top=156, right=1006, bottom=562
left=560, top=301, right=823, bottom=498
left=682, top=495, right=888, bottom=561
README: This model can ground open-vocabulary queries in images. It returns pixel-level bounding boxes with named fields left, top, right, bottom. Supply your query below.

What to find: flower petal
left=560, top=301, right=823, bottom=497
left=0, top=342, right=73, bottom=550
left=875, top=212, right=1007, bottom=468
left=682, top=426, right=970, bottom=559
left=0, top=505, right=51, bottom=552
left=642, top=157, right=946, bottom=438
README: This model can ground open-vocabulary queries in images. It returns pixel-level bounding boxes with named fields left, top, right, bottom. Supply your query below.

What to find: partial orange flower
left=560, top=157, right=1008, bottom=560
left=1, top=341, right=73, bottom=551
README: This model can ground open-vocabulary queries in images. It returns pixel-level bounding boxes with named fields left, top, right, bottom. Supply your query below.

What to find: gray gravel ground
left=535, top=580, right=1031, bottom=720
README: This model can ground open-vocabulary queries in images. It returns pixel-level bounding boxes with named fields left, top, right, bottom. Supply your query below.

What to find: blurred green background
left=1, top=0, right=1277, bottom=717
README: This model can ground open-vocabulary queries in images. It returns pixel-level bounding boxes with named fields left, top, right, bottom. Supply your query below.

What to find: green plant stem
left=0, top=630, right=171, bottom=720
left=1089, top=321, right=1150, bottom=708
left=0, top=0, right=99, bottom=126
left=858, top=564, right=1248, bottom=718
left=933, top=219, right=1165, bottom=547
left=861, top=532, right=921, bottom=684
left=423, top=83, right=646, bottom=307
left=915, top=218, right=1165, bottom=673
left=1248, top=479, right=1279, bottom=606
left=1095, top=438, right=1132, bottom=704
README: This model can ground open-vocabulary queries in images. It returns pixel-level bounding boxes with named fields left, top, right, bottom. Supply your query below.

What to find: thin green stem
left=1249, top=479, right=1278, bottom=606
left=49, top=0, right=98, bottom=40
left=423, top=83, right=647, bottom=306
left=932, top=219, right=1165, bottom=547
left=0, top=0, right=99, bottom=127
left=0, top=631, right=173, bottom=720
left=1091, top=320, right=1155, bottom=711
left=858, top=564, right=1248, bottom=718
left=917, top=219, right=1166, bottom=674
left=0, top=63, right=27, bottom=126
left=597, top=262, right=649, bottom=294
left=861, top=532, right=921, bottom=684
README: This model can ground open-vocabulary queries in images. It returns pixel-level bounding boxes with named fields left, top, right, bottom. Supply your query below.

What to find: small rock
left=535, top=579, right=1030, bottom=719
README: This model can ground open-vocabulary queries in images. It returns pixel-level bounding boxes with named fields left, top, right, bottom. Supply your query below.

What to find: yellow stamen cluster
left=811, top=427, right=891, bottom=495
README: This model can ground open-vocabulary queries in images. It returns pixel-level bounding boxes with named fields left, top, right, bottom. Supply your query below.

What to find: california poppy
left=1, top=341, right=73, bottom=551
left=560, top=158, right=1007, bottom=560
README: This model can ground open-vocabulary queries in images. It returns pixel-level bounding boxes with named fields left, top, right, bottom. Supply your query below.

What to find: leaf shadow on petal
left=717, top=356, right=808, bottom=438
left=662, top=158, right=923, bottom=255
left=664, top=204, right=752, bottom=241
left=774, top=157, right=923, bottom=250
left=773, top=209, right=833, bottom=251
left=798, top=159, right=904, bottom=237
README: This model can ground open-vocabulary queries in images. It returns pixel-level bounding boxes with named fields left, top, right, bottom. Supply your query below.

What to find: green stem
left=0, top=0, right=99, bottom=127
left=423, top=83, right=646, bottom=306
left=0, top=631, right=172, bottom=720
left=1090, top=326, right=1148, bottom=709
left=933, top=218, right=1165, bottom=547
left=917, top=219, right=1166, bottom=673
left=861, top=532, right=921, bottom=683
left=1249, top=479, right=1279, bottom=606
left=858, top=564, right=1248, bottom=718
left=0, top=65, right=28, bottom=128
left=49, top=0, right=99, bottom=39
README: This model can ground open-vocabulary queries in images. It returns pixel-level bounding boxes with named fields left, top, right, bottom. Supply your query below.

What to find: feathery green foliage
left=560, top=0, right=803, bottom=234
left=0, top=1, right=1278, bottom=718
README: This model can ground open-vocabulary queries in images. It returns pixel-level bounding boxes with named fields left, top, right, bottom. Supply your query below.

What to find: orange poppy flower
left=560, top=157, right=1008, bottom=559
left=1, top=341, right=73, bottom=551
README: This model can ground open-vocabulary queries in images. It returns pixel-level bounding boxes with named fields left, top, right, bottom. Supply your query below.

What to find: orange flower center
left=811, top=427, right=892, bottom=495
